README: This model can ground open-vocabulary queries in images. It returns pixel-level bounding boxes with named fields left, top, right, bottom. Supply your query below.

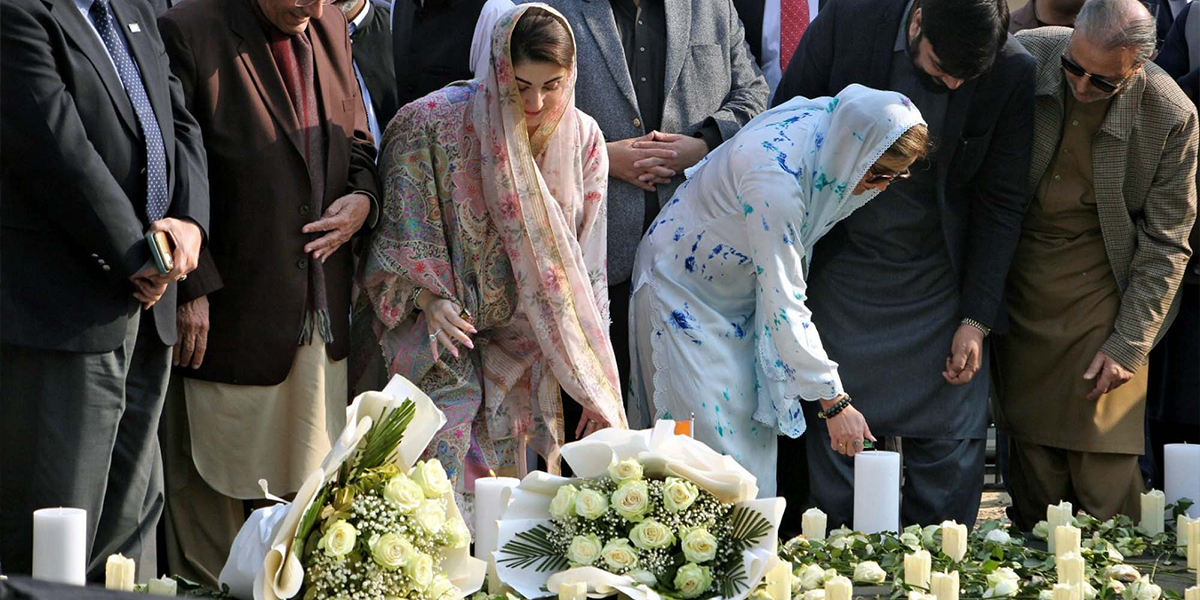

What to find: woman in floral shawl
left=356, top=4, right=627, bottom=489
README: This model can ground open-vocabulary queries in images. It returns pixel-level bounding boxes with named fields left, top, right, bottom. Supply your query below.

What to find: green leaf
left=496, top=524, right=570, bottom=572
left=728, top=506, right=774, bottom=554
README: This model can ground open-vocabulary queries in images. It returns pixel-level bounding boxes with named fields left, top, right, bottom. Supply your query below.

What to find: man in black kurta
left=773, top=0, right=1035, bottom=528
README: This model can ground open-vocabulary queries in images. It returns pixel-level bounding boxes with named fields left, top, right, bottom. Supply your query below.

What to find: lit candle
left=905, top=550, right=932, bottom=590
left=1056, top=551, right=1085, bottom=589
left=148, top=576, right=178, bottom=596
left=854, top=451, right=900, bottom=534
left=1165, top=444, right=1200, bottom=519
left=1141, top=490, right=1166, bottom=536
left=1047, top=501, right=1073, bottom=555
left=825, top=575, right=853, bottom=600
left=31, top=507, right=87, bottom=585
left=1186, top=586, right=1198, bottom=600
left=474, top=475, right=520, bottom=593
left=803, top=508, right=829, bottom=541
left=1188, top=518, right=1200, bottom=573
left=1052, top=583, right=1077, bottom=600
left=941, top=521, right=968, bottom=562
left=105, top=553, right=136, bottom=591
left=766, top=557, right=793, bottom=600
left=558, top=581, right=587, bottom=600
left=931, top=570, right=959, bottom=600
left=1054, top=525, right=1081, bottom=558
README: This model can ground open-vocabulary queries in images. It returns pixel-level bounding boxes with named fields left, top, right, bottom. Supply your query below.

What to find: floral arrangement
left=491, top=423, right=784, bottom=600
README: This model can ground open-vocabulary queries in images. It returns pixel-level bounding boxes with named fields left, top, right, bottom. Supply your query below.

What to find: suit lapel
left=662, top=0, right=691, bottom=104
left=581, top=0, right=638, bottom=114
left=1092, top=71, right=1143, bottom=290
left=230, top=0, right=305, bottom=159
left=48, top=0, right=139, bottom=135
left=867, top=0, right=905, bottom=89
left=935, top=79, right=979, bottom=169
left=1028, top=49, right=1066, bottom=194
left=110, top=0, right=176, bottom=190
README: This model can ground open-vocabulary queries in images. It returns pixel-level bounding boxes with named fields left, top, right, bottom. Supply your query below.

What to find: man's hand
left=130, top=264, right=168, bottom=309
left=302, top=192, right=371, bottom=262
left=631, top=131, right=710, bottom=176
left=1083, top=351, right=1134, bottom=400
left=607, top=134, right=677, bottom=191
left=943, top=324, right=984, bottom=385
left=174, top=295, right=210, bottom=369
left=148, top=217, right=203, bottom=282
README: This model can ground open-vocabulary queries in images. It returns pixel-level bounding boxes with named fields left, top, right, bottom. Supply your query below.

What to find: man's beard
left=907, top=34, right=952, bottom=94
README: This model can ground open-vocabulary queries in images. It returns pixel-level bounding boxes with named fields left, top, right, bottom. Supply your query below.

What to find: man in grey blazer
left=538, top=0, right=769, bottom=424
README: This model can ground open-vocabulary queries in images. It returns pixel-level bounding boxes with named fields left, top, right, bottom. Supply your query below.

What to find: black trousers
left=1, top=311, right=170, bottom=582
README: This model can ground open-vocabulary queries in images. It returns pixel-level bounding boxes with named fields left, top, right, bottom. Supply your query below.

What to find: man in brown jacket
left=997, top=0, right=1197, bottom=530
left=156, top=0, right=379, bottom=582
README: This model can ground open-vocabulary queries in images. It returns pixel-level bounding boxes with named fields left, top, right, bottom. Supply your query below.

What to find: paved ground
left=977, top=491, right=1012, bottom=525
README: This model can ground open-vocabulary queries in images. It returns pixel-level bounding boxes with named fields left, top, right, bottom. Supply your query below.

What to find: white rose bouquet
left=493, top=422, right=784, bottom=600
left=218, top=376, right=485, bottom=600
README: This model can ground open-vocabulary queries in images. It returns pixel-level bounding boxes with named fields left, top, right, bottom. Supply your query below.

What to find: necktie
left=780, top=0, right=810, bottom=74
left=88, top=0, right=168, bottom=222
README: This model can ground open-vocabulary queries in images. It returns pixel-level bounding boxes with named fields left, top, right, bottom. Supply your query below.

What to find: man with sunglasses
left=154, top=0, right=379, bottom=583
left=771, top=0, right=1035, bottom=533
left=996, top=0, right=1197, bottom=530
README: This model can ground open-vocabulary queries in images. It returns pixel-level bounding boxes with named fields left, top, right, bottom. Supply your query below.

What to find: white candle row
left=825, top=575, right=853, bottom=600
left=1189, top=518, right=1200, bottom=576
left=765, top=557, right=792, bottom=600
left=1054, top=525, right=1081, bottom=559
left=941, top=521, right=967, bottom=562
left=905, top=550, right=932, bottom=590
left=931, top=570, right=959, bottom=600
left=804, top=507, right=829, bottom=541
left=1057, top=551, right=1085, bottom=590
left=105, top=553, right=136, bottom=591
left=1186, top=586, right=1198, bottom=600
left=1141, top=490, right=1165, bottom=537
left=1047, top=501, right=1073, bottom=555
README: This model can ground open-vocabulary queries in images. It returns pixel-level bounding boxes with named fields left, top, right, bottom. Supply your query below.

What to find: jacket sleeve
left=335, top=17, right=381, bottom=220
left=1, top=0, right=150, bottom=280
left=958, top=49, right=1037, bottom=328
left=158, top=10, right=224, bottom=302
left=158, top=16, right=210, bottom=243
left=707, top=0, right=770, bottom=140
left=1102, top=110, right=1198, bottom=371
left=771, top=0, right=836, bottom=107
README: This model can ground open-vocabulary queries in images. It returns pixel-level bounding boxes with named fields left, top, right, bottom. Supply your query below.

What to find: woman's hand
left=821, top=396, right=875, bottom=457
left=419, top=292, right=476, bottom=359
left=574, top=407, right=613, bottom=440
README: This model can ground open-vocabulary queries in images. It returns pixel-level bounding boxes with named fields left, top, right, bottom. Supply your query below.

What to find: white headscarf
left=469, top=0, right=516, bottom=78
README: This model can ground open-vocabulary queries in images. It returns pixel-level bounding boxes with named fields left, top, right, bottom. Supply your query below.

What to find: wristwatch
left=961, top=317, right=991, bottom=337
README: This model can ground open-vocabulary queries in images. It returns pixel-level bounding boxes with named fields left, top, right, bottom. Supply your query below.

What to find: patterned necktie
left=780, top=0, right=810, bottom=73
left=88, top=0, right=169, bottom=222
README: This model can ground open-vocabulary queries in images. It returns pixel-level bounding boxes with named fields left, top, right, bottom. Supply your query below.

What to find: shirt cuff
left=694, top=118, right=724, bottom=151
left=356, top=189, right=380, bottom=230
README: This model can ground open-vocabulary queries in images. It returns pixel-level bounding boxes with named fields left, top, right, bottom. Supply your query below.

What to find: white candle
left=1052, top=583, right=1077, bottom=600
left=475, top=476, right=519, bottom=592
left=908, top=592, right=937, bottom=600
left=1180, top=516, right=1195, bottom=552
left=905, top=550, right=932, bottom=590
left=105, top=553, right=136, bottom=591
left=854, top=451, right=900, bottom=534
left=931, top=570, right=959, bottom=600
left=148, top=576, right=178, bottom=596
left=825, top=575, right=853, bottom=600
left=1166, top=444, right=1200, bottom=519
left=1186, top=586, right=1198, bottom=600
left=803, top=507, right=829, bottom=541
left=1189, top=518, right=1200, bottom=572
left=1141, top=490, right=1166, bottom=536
left=1054, top=525, right=1081, bottom=558
left=31, top=507, right=87, bottom=585
left=766, top=557, right=793, bottom=600
left=940, top=521, right=968, bottom=562
left=1047, top=501, right=1073, bottom=555
left=1057, top=551, right=1085, bottom=589
left=558, top=581, right=587, bottom=600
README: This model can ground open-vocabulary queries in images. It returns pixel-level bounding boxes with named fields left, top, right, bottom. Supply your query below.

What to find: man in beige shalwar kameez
left=998, top=0, right=1197, bottom=531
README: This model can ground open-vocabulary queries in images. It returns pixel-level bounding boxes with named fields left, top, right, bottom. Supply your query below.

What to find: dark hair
left=918, top=0, right=1009, bottom=80
left=510, top=8, right=574, bottom=69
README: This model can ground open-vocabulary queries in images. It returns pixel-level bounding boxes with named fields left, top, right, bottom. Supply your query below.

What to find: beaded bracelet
left=818, top=395, right=852, bottom=419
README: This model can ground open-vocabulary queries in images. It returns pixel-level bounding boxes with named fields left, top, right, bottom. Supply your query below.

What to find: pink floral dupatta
left=359, top=3, right=626, bottom=478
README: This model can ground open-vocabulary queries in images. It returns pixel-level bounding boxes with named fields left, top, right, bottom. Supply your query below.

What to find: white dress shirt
left=761, top=0, right=819, bottom=101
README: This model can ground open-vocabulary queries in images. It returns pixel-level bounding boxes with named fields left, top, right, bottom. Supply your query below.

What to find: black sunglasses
left=865, top=167, right=911, bottom=184
left=1060, top=55, right=1122, bottom=94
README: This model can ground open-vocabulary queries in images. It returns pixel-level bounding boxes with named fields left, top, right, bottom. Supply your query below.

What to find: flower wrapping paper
left=494, top=421, right=786, bottom=599
left=217, top=375, right=487, bottom=600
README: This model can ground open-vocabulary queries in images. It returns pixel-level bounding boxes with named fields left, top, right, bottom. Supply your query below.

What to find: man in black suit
left=392, top=0, right=489, bottom=108
left=0, top=0, right=208, bottom=580
left=733, top=0, right=825, bottom=99
left=773, top=0, right=1035, bottom=529
left=336, top=0, right=398, bottom=140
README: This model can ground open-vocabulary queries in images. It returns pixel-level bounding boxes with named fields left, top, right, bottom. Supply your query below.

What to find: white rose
left=804, top=591, right=827, bottom=600
left=985, top=530, right=1012, bottom=545
left=383, top=474, right=425, bottom=513
left=681, top=528, right=718, bottom=563
left=629, top=570, right=658, bottom=586
left=549, top=484, right=579, bottom=520
left=612, top=480, right=651, bottom=522
left=601, top=538, right=639, bottom=571
left=663, top=477, right=701, bottom=513
left=567, top=534, right=603, bottom=566
left=1032, top=520, right=1050, bottom=540
left=1106, top=565, right=1140, bottom=583
left=986, top=568, right=1019, bottom=588
left=405, top=552, right=434, bottom=590
left=1039, top=591, right=1054, bottom=600
left=830, top=536, right=852, bottom=551
left=983, top=579, right=1019, bottom=598
left=318, top=520, right=357, bottom=557
left=899, top=532, right=922, bottom=550
left=823, top=568, right=839, bottom=583
left=853, top=561, right=886, bottom=584
left=445, top=515, right=471, bottom=548
left=797, top=564, right=826, bottom=590
left=411, top=459, right=452, bottom=498
left=428, top=574, right=459, bottom=600
left=1083, top=582, right=1098, bottom=600
left=415, top=499, right=446, bottom=535
left=674, top=563, right=713, bottom=599
left=608, top=458, right=644, bottom=482
left=630, top=519, right=675, bottom=550
left=1109, top=581, right=1127, bottom=594
left=1124, top=577, right=1161, bottom=600
left=574, top=489, right=609, bottom=520
left=369, top=532, right=411, bottom=569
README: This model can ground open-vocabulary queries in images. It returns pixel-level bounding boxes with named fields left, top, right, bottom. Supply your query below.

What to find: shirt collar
left=894, top=0, right=917, bottom=53
left=74, top=0, right=95, bottom=16
left=350, top=0, right=371, bottom=32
